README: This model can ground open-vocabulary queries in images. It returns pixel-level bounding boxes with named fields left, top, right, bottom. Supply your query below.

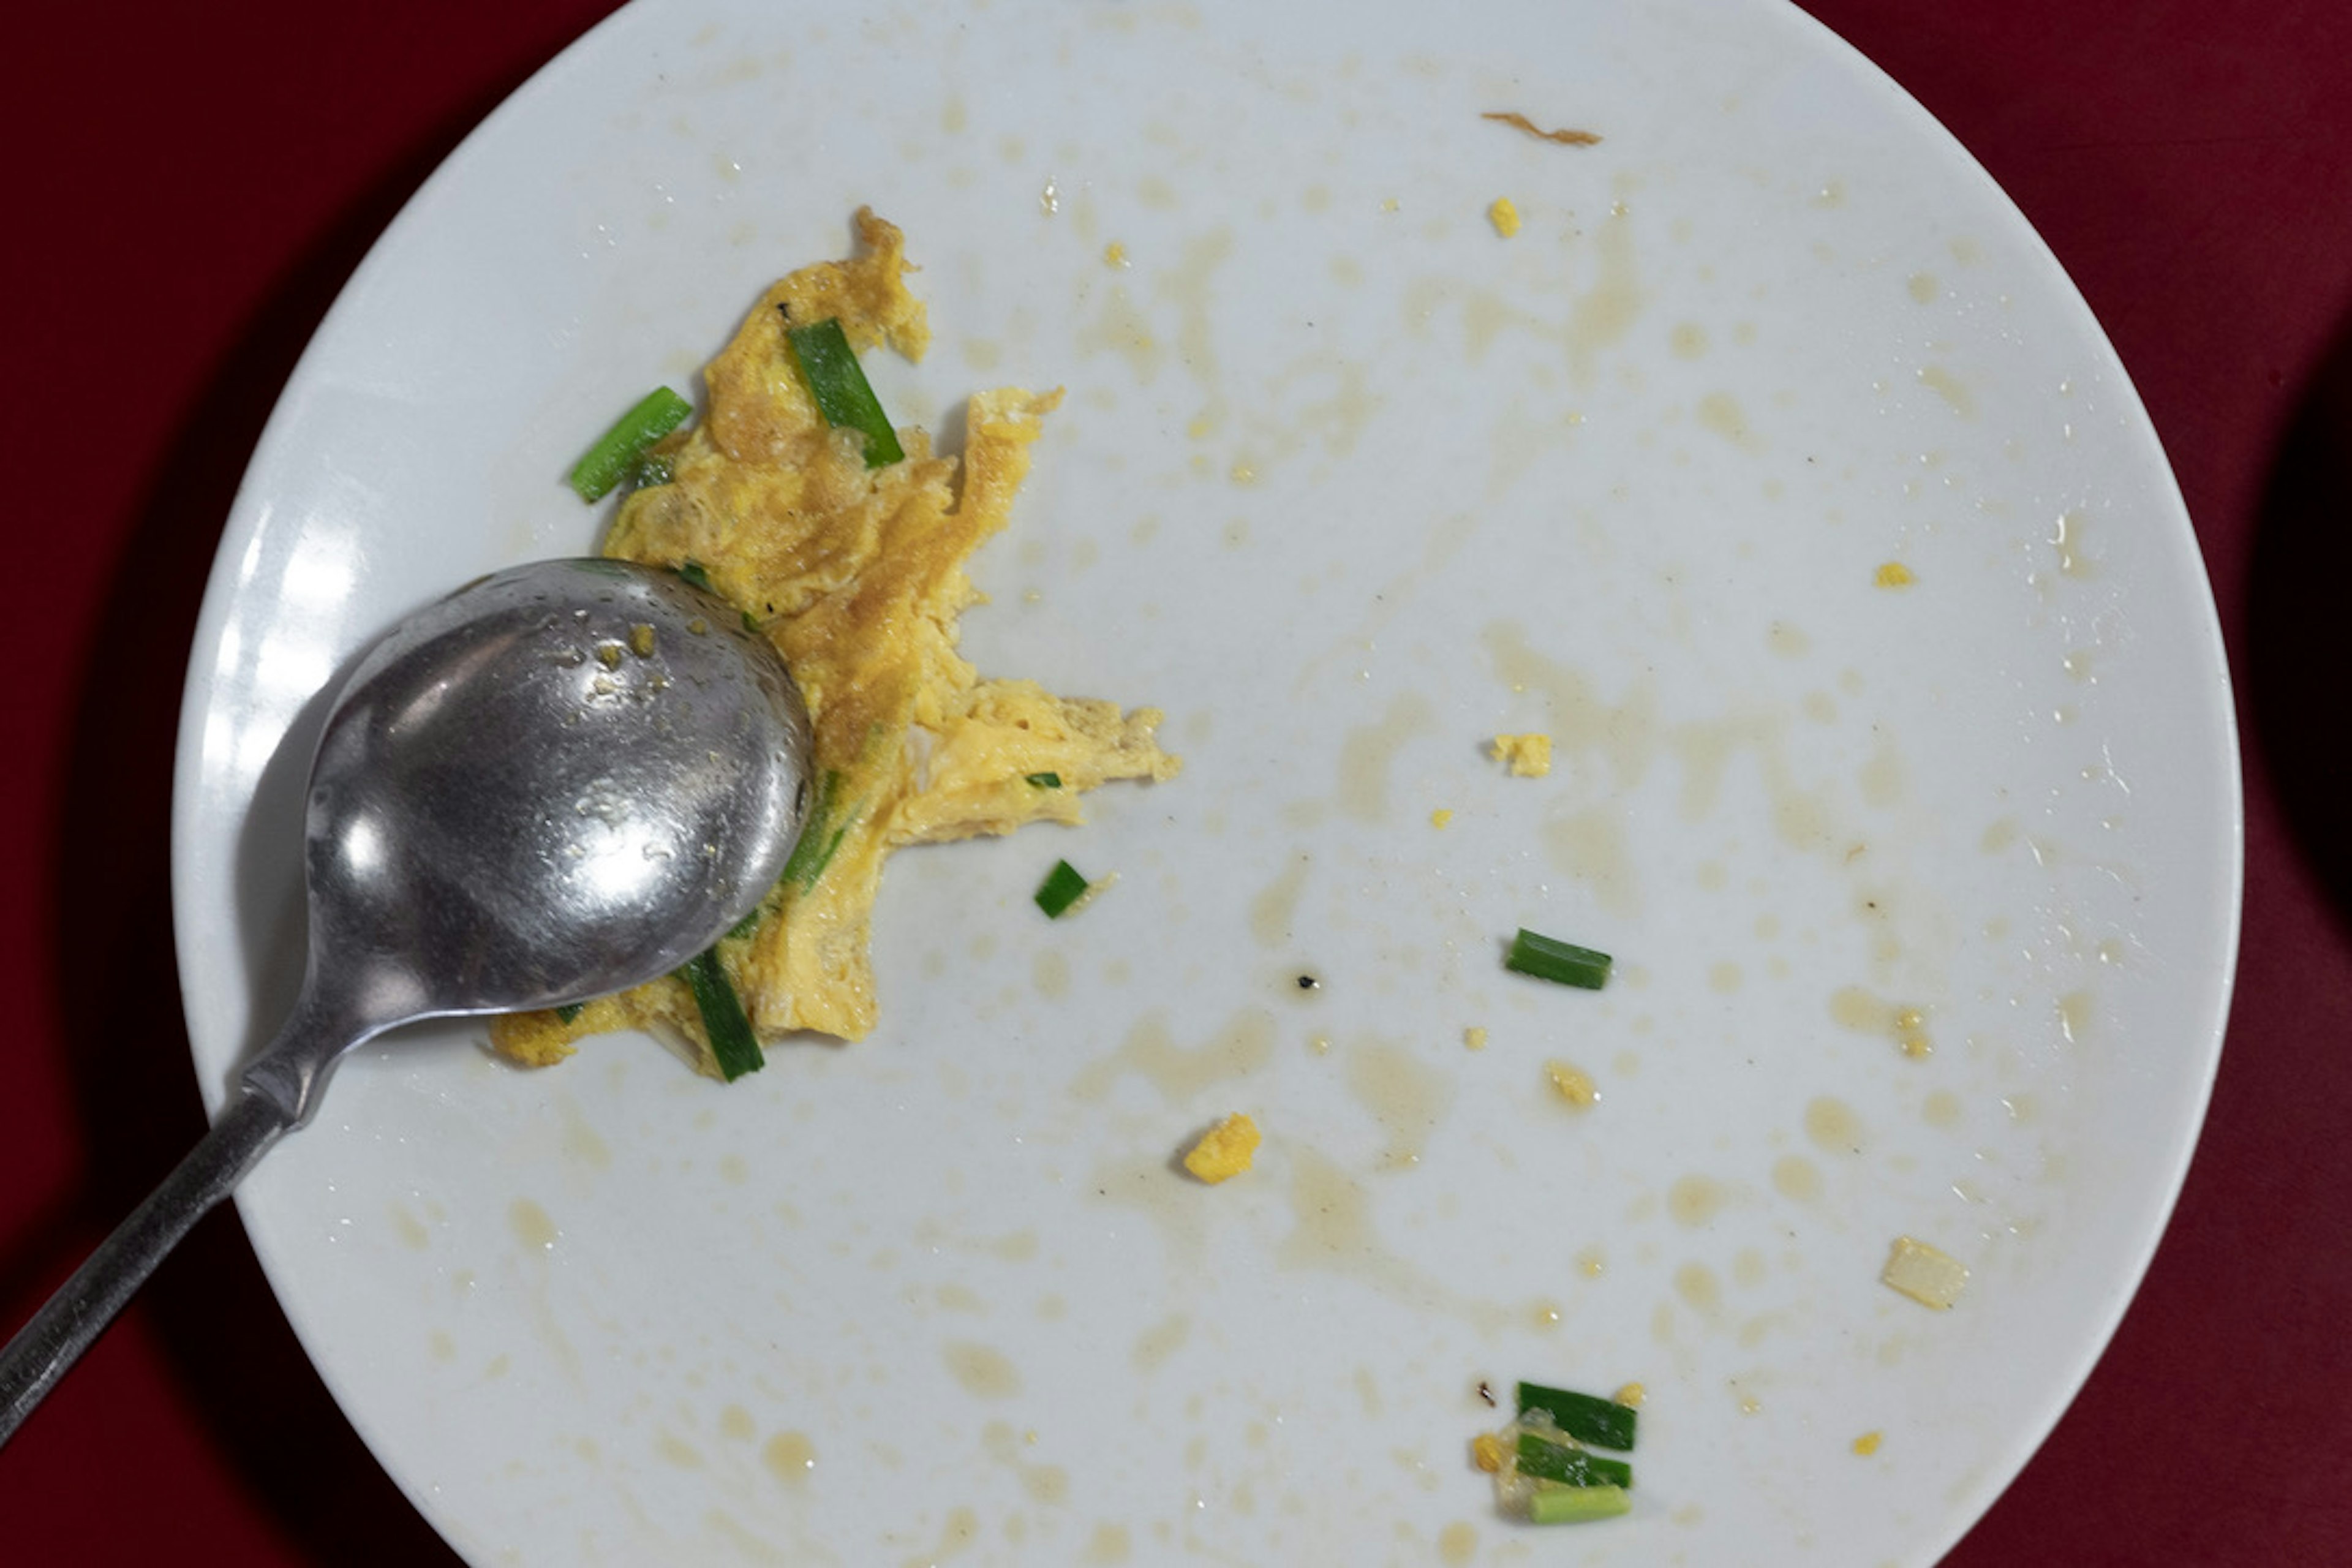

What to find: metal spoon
left=0, top=557, right=812, bottom=1444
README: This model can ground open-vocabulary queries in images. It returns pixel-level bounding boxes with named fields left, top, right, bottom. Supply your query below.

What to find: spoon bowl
left=0, top=557, right=812, bottom=1440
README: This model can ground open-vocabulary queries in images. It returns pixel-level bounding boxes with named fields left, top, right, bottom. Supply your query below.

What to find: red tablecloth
left=3, top=3, right=2346, bottom=1561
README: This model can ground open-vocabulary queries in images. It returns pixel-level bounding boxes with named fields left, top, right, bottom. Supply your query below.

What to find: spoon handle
left=0, top=1091, right=287, bottom=1448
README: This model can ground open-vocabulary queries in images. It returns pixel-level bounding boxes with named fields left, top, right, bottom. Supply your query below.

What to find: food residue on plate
left=1480, top=110, right=1604, bottom=147
left=1474, top=1379, right=1640, bottom=1525
left=1491, top=732, right=1553, bottom=777
left=1880, top=1235, right=1969, bottom=1308
left=1875, top=560, right=1917, bottom=588
left=1489, top=197, right=1522, bottom=238
left=494, top=209, right=1178, bottom=1078
left=1182, top=1113, right=1261, bottom=1183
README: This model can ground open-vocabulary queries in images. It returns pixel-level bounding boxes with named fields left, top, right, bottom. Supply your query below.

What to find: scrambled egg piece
left=1880, top=1235, right=1969, bottom=1309
left=1491, top=732, right=1553, bottom=777
left=1488, top=197, right=1521, bottom=238
left=494, top=211, right=1178, bottom=1075
left=1182, top=1114, right=1261, bottom=1183
left=1875, top=560, right=1916, bottom=588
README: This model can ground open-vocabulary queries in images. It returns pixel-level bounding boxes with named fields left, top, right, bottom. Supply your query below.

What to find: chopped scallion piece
left=1528, top=1483, right=1630, bottom=1525
left=679, top=948, right=763, bottom=1081
left=784, top=315, right=905, bottom=467
left=726, top=905, right=764, bottom=941
left=569, top=386, right=693, bottom=501
left=1515, top=1433, right=1632, bottom=1489
left=1504, top=929, right=1613, bottom=990
left=1025, top=772, right=1063, bottom=789
left=676, top=560, right=715, bottom=592
left=1517, top=1381, right=1638, bottom=1450
left=554, top=1002, right=584, bottom=1025
left=1035, top=859, right=1090, bottom=918
left=780, top=769, right=853, bottom=890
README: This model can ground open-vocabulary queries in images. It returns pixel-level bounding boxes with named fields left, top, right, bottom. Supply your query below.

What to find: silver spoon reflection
left=0, top=559, right=812, bottom=1443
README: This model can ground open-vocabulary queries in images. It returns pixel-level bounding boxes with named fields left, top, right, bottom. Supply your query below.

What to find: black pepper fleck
left=1296, top=974, right=1319, bottom=990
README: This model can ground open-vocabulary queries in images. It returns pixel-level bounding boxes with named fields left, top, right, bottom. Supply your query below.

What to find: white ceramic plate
left=172, top=1, right=2241, bottom=1562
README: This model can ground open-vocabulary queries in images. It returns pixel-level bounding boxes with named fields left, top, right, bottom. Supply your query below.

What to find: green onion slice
left=570, top=386, right=693, bottom=501
left=680, top=948, right=763, bottom=1081
left=1528, top=1483, right=1631, bottom=1525
left=1025, top=772, right=1063, bottom=789
left=554, top=1001, right=585, bottom=1025
left=1515, top=1433, right=1632, bottom=1489
left=1517, top=1381, right=1638, bottom=1450
left=1504, top=929, right=1613, bottom=990
left=676, top=560, right=715, bottom=592
left=784, top=315, right=905, bottom=468
left=1035, top=860, right=1090, bottom=918
left=780, top=769, right=854, bottom=891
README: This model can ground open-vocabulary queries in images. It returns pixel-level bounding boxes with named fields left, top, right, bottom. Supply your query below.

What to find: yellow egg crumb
left=1875, top=561, right=1916, bottom=588
left=1880, top=1235, right=1969, bottom=1308
left=1431, top=807, right=1455, bottom=828
left=1471, top=1432, right=1507, bottom=1472
left=1545, top=1060, right=1597, bottom=1107
left=628, top=622, right=657, bottom=658
left=1463, top=1026, right=1488, bottom=1052
left=1104, top=241, right=1129, bottom=268
left=1612, top=1382, right=1646, bottom=1409
left=1183, top=1113, right=1261, bottom=1183
left=1491, top=733, right=1553, bottom=777
left=1852, top=1430, right=1883, bottom=1457
left=1489, top=197, right=1521, bottom=237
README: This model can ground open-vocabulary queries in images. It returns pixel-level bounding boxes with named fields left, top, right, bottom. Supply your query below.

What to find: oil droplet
left=1907, top=273, right=1938, bottom=304
left=943, top=1341, right=1022, bottom=1398
left=900, top=1504, right=979, bottom=1568
left=1463, top=1026, right=1488, bottom=1052
left=1922, top=1090, right=1962, bottom=1129
left=1771, top=1155, right=1822, bottom=1202
left=1540, top=804, right=1638, bottom=917
left=2058, top=989, right=2094, bottom=1042
left=1696, top=391, right=1765, bottom=451
left=1981, top=817, right=2019, bottom=852
left=1346, top=1037, right=1456, bottom=1167
left=656, top=1433, right=704, bottom=1468
left=2052, top=510, right=2094, bottom=577
left=1669, top=1174, right=1730, bottom=1227
left=1083, top=1522, right=1133, bottom=1564
left=1132, top=1313, right=1191, bottom=1372
left=1675, top=1262, right=1722, bottom=1315
left=1858, top=737, right=1906, bottom=808
left=1669, top=322, right=1709, bottom=359
left=1708, top=961, right=1742, bottom=994
left=1531, top=1298, right=1564, bottom=1330
left=1439, top=1520, right=1479, bottom=1564
left=559, top=1098, right=610, bottom=1171
left=719, top=1404, right=756, bottom=1441
left=1767, top=622, right=1811, bottom=657
left=1033, top=948, right=1071, bottom=1000
left=427, top=1329, right=455, bottom=1362
left=1071, top=1008, right=1277, bottom=1102
left=508, top=1198, right=559, bottom=1251
left=1577, top=1247, right=1607, bottom=1279
left=389, top=1203, right=429, bottom=1251
left=1337, top=692, right=1437, bottom=822
left=1250, top=856, right=1310, bottom=946
left=1804, top=1096, right=1866, bottom=1155
left=1917, top=364, right=1975, bottom=418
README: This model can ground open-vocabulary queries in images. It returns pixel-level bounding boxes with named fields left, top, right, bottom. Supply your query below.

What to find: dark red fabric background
left=2, top=3, right=2346, bottom=1562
